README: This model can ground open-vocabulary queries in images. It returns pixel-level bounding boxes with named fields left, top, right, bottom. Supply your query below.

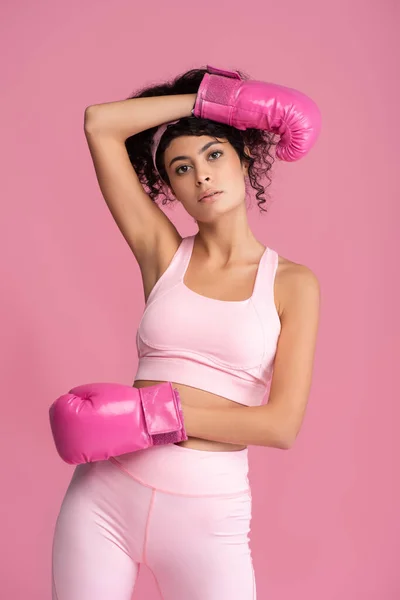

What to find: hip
left=110, top=442, right=250, bottom=496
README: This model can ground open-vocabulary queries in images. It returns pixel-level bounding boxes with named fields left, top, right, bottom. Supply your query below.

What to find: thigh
left=52, top=462, right=144, bottom=600
left=146, top=489, right=256, bottom=600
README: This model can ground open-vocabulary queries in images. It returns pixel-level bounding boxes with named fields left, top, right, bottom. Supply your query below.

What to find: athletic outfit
left=52, top=234, right=281, bottom=600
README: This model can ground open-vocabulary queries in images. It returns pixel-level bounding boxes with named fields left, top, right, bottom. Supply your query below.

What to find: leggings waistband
left=109, top=443, right=250, bottom=496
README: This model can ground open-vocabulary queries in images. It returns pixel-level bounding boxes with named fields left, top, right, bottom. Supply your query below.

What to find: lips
left=199, top=191, right=222, bottom=202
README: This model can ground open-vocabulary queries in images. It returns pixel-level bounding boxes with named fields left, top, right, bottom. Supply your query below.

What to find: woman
left=50, top=65, right=321, bottom=599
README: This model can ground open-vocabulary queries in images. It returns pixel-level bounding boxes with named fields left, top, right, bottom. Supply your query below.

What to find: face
left=162, top=135, right=249, bottom=222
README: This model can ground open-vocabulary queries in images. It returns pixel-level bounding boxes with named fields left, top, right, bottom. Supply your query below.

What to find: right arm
left=83, top=93, right=196, bottom=278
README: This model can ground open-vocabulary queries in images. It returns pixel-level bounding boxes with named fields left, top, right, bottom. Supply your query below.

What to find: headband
left=151, top=119, right=179, bottom=179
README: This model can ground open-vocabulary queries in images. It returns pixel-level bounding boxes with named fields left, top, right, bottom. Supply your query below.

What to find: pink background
left=1, top=0, right=399, bottom=598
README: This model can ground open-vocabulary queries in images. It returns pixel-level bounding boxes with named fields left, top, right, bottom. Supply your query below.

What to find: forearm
left=183, top=403, right=290, bottom=449
left=84, top=93, right=196, bottom=140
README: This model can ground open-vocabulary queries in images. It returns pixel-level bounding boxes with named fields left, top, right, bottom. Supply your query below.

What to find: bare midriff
left=133, top=380, right=247, bottom=452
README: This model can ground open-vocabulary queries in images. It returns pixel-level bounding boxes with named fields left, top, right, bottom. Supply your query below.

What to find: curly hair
left=124, top=67, right=278, bottom=214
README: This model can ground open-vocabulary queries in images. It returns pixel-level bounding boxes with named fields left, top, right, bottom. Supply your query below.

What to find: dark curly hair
left=124, top=67, right=278, bottom=214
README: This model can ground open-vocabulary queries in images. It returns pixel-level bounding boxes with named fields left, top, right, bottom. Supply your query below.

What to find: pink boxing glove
left=193, top=65, right=321, bottom=161
left=49, top=381, right=187, bottom=465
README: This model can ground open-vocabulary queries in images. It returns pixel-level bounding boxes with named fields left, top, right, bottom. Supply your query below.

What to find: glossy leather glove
left=193, top=65, right=321, bottom=161
left=49, top=381, right=187, bottom=464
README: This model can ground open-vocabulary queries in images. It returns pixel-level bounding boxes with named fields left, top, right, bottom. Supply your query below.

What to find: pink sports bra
left=134, top=235, right=281, bottom=406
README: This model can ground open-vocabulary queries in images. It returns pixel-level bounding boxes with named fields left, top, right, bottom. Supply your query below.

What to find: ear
left=242, top=145, right=251, bottom=174
left=242, top=158, right=250, bottom=176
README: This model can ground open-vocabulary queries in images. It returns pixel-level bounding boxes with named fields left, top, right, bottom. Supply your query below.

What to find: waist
left=134, top=379, right=248, bottom=452
left=134, top=356, right=267, bottom=406
left=110, top=443, right=250, bottom=496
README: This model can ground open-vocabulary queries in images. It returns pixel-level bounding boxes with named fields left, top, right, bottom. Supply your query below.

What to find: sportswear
left=134, top=235, right=281, bottom=406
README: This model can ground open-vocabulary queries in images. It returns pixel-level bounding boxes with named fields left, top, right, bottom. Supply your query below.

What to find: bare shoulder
left=274, top=252, right=320, bottom=319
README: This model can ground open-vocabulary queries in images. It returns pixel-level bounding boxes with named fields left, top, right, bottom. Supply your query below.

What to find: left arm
left=182, top=265, right=321, bottom=449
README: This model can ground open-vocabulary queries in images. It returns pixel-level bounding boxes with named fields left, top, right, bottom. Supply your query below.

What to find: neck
left=194, top=221, right=263, bottom=265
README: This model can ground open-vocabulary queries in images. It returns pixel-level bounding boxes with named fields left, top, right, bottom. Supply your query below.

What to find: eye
left=176, top=164, right=190, bottom=175
left=175, top=150, right=224, bottom=175
left=209, top=150, right=223, bottom=160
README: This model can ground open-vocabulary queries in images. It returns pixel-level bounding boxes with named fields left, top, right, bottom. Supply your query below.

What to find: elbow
left=84, top=105, right=102, bottom=132
left=264, top=432, right=293, bottom=450
left=263, top=405, right=298, bottom=449
left=277, top=416, right=301, bottom=450
left=279, top=437, right=294, bottom=450
left=278, top=429, right=297, bottom=450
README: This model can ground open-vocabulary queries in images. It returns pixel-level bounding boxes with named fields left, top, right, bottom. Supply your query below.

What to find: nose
left=196, top=174, right=211, bottom=186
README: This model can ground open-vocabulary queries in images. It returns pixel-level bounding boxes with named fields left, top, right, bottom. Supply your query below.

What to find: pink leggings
left=52, top=443, right=256, bottom=599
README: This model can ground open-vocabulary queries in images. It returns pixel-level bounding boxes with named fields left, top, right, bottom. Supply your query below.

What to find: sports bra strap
left=148, top=235, right=278, bottom=308
left=251, top=247, right=279, bottom=313
left=145, top=237, right=190, bottom=304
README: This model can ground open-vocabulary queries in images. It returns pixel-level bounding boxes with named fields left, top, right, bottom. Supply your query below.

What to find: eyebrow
left=168, top=140, right=223, bottom=168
